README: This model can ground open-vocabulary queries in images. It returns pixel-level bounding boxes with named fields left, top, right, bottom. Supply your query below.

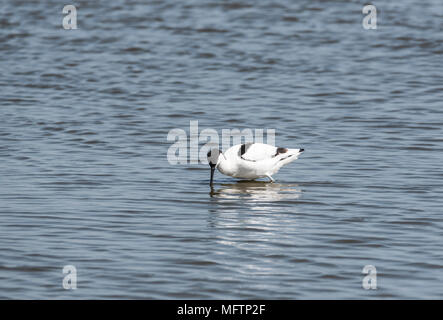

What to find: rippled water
left=1, top=0, right=443, bottom=299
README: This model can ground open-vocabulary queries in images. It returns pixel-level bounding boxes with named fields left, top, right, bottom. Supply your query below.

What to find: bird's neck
left=217, top=155, right=233, bottom=176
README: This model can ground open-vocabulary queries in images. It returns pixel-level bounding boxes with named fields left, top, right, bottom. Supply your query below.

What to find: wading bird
left=207, top=143, right=304, bottom=185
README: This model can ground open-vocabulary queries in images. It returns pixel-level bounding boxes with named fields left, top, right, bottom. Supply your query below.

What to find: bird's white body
left=214, top=143, right=304, bottom=182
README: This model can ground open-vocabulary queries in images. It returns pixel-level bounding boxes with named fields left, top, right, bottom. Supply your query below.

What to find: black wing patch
left=275, top=147, right=288, bottom=156
left=239, top=143, right=256, bottom=162
left=239, top=143, right=253, bottom=157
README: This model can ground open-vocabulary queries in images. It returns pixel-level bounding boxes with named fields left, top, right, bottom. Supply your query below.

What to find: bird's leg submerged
left=266, top=174, right=275, bottom=183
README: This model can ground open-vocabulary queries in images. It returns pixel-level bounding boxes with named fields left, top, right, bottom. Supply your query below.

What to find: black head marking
left=207, top=148, right=221, bottom=166
left=275, top=147, right=288, bottom=156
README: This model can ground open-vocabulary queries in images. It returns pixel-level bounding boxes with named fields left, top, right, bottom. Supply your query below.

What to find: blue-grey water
left=1, top=0, right=443, bottom=299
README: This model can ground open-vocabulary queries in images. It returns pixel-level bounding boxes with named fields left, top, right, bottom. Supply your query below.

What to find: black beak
left=209, top=164, right=215, bottom=185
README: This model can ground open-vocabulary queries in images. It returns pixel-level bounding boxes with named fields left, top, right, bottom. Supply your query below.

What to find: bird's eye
left=207, top=151, right=211, bottom=157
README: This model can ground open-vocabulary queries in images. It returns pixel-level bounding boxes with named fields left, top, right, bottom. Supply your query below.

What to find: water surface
left=1, top=0, right=443, bottom=299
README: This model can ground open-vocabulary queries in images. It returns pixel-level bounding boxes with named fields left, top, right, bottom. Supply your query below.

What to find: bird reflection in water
left=209, top=181, right=302, bottom=203
left=207, top=181, right=302, bottom=249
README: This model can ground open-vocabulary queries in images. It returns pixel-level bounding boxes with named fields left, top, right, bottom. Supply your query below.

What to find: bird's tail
left=275, top=148, right=304, bottom=168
